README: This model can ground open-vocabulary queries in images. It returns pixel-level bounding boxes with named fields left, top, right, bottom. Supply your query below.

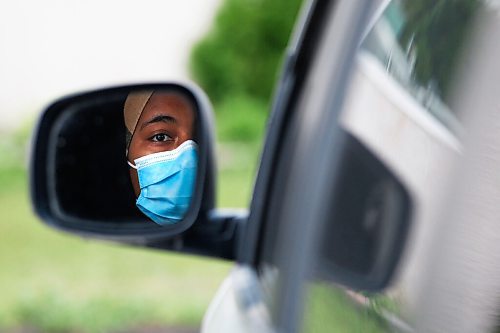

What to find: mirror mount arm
left=145, top=209, right=248, bottom=261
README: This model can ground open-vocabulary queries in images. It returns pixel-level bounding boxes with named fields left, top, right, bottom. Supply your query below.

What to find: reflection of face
left=127, top=91, right=195, bottom=197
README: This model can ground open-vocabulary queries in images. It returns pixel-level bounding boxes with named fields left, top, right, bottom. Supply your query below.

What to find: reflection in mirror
left=50, top=86, right=201, bottom=228
left=124, top=91, right=198, bottom=225
left=360, top=0, right=481, bottom=133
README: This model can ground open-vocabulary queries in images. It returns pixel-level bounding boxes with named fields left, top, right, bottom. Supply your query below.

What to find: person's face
left=128, top=91, right=196, bottom=196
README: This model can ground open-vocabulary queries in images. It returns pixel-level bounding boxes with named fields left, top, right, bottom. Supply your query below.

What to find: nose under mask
left=128, top=140, right=198, bottom=225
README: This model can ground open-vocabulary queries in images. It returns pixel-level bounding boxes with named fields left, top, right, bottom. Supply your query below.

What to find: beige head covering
left=124, top=90, right=154, bottom=134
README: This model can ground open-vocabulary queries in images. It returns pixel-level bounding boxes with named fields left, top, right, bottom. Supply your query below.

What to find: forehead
left=141, top=91, right=195, bottom=121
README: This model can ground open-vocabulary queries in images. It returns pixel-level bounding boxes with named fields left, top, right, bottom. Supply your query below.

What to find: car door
left=204, top=0, right=499, bottom=332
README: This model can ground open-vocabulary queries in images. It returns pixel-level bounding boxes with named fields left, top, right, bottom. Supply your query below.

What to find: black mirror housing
left=30, top=83, right=217, bottom=242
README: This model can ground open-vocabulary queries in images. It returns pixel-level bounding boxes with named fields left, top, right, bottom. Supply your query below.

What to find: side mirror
left=30, top=83, right=220, bottom=243
left=316, top=134, right=412, bottom=290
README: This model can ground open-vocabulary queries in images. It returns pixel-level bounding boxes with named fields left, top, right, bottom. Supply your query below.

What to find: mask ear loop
left=127, top=160, right=138, bottom=169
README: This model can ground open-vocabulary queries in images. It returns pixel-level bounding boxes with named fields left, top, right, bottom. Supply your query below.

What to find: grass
left=0, top=175, right=232, bottom=332
left=0, top=114, right=264, bottom=332
left=216, top=141, right=262, bottom=207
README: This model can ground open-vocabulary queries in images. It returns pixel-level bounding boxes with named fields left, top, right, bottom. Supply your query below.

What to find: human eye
left=149, top=133, right=173, bottom=142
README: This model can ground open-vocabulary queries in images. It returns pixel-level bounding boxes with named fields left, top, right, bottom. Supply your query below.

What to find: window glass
left=361, top=0, right=480, bottom=132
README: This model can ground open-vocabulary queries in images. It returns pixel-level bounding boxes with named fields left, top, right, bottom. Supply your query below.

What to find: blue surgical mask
left=128, top=140, right=198, bottom=225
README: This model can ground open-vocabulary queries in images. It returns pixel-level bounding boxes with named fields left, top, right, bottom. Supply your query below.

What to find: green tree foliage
left=190, top=0, right=303, bottom=105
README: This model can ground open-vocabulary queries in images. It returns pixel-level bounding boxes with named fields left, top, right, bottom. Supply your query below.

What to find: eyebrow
left=140, top=115, right=177, bottom=130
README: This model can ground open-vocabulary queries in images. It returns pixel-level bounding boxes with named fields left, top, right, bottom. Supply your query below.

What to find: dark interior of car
left=51, top=94, right=147, bottom=222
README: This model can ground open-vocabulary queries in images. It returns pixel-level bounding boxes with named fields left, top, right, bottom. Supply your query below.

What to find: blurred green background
left=0, top=0, right=302, bottom=332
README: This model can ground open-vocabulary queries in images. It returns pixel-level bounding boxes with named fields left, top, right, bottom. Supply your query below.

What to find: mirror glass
left=48, top=87, right=201, bottom=228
